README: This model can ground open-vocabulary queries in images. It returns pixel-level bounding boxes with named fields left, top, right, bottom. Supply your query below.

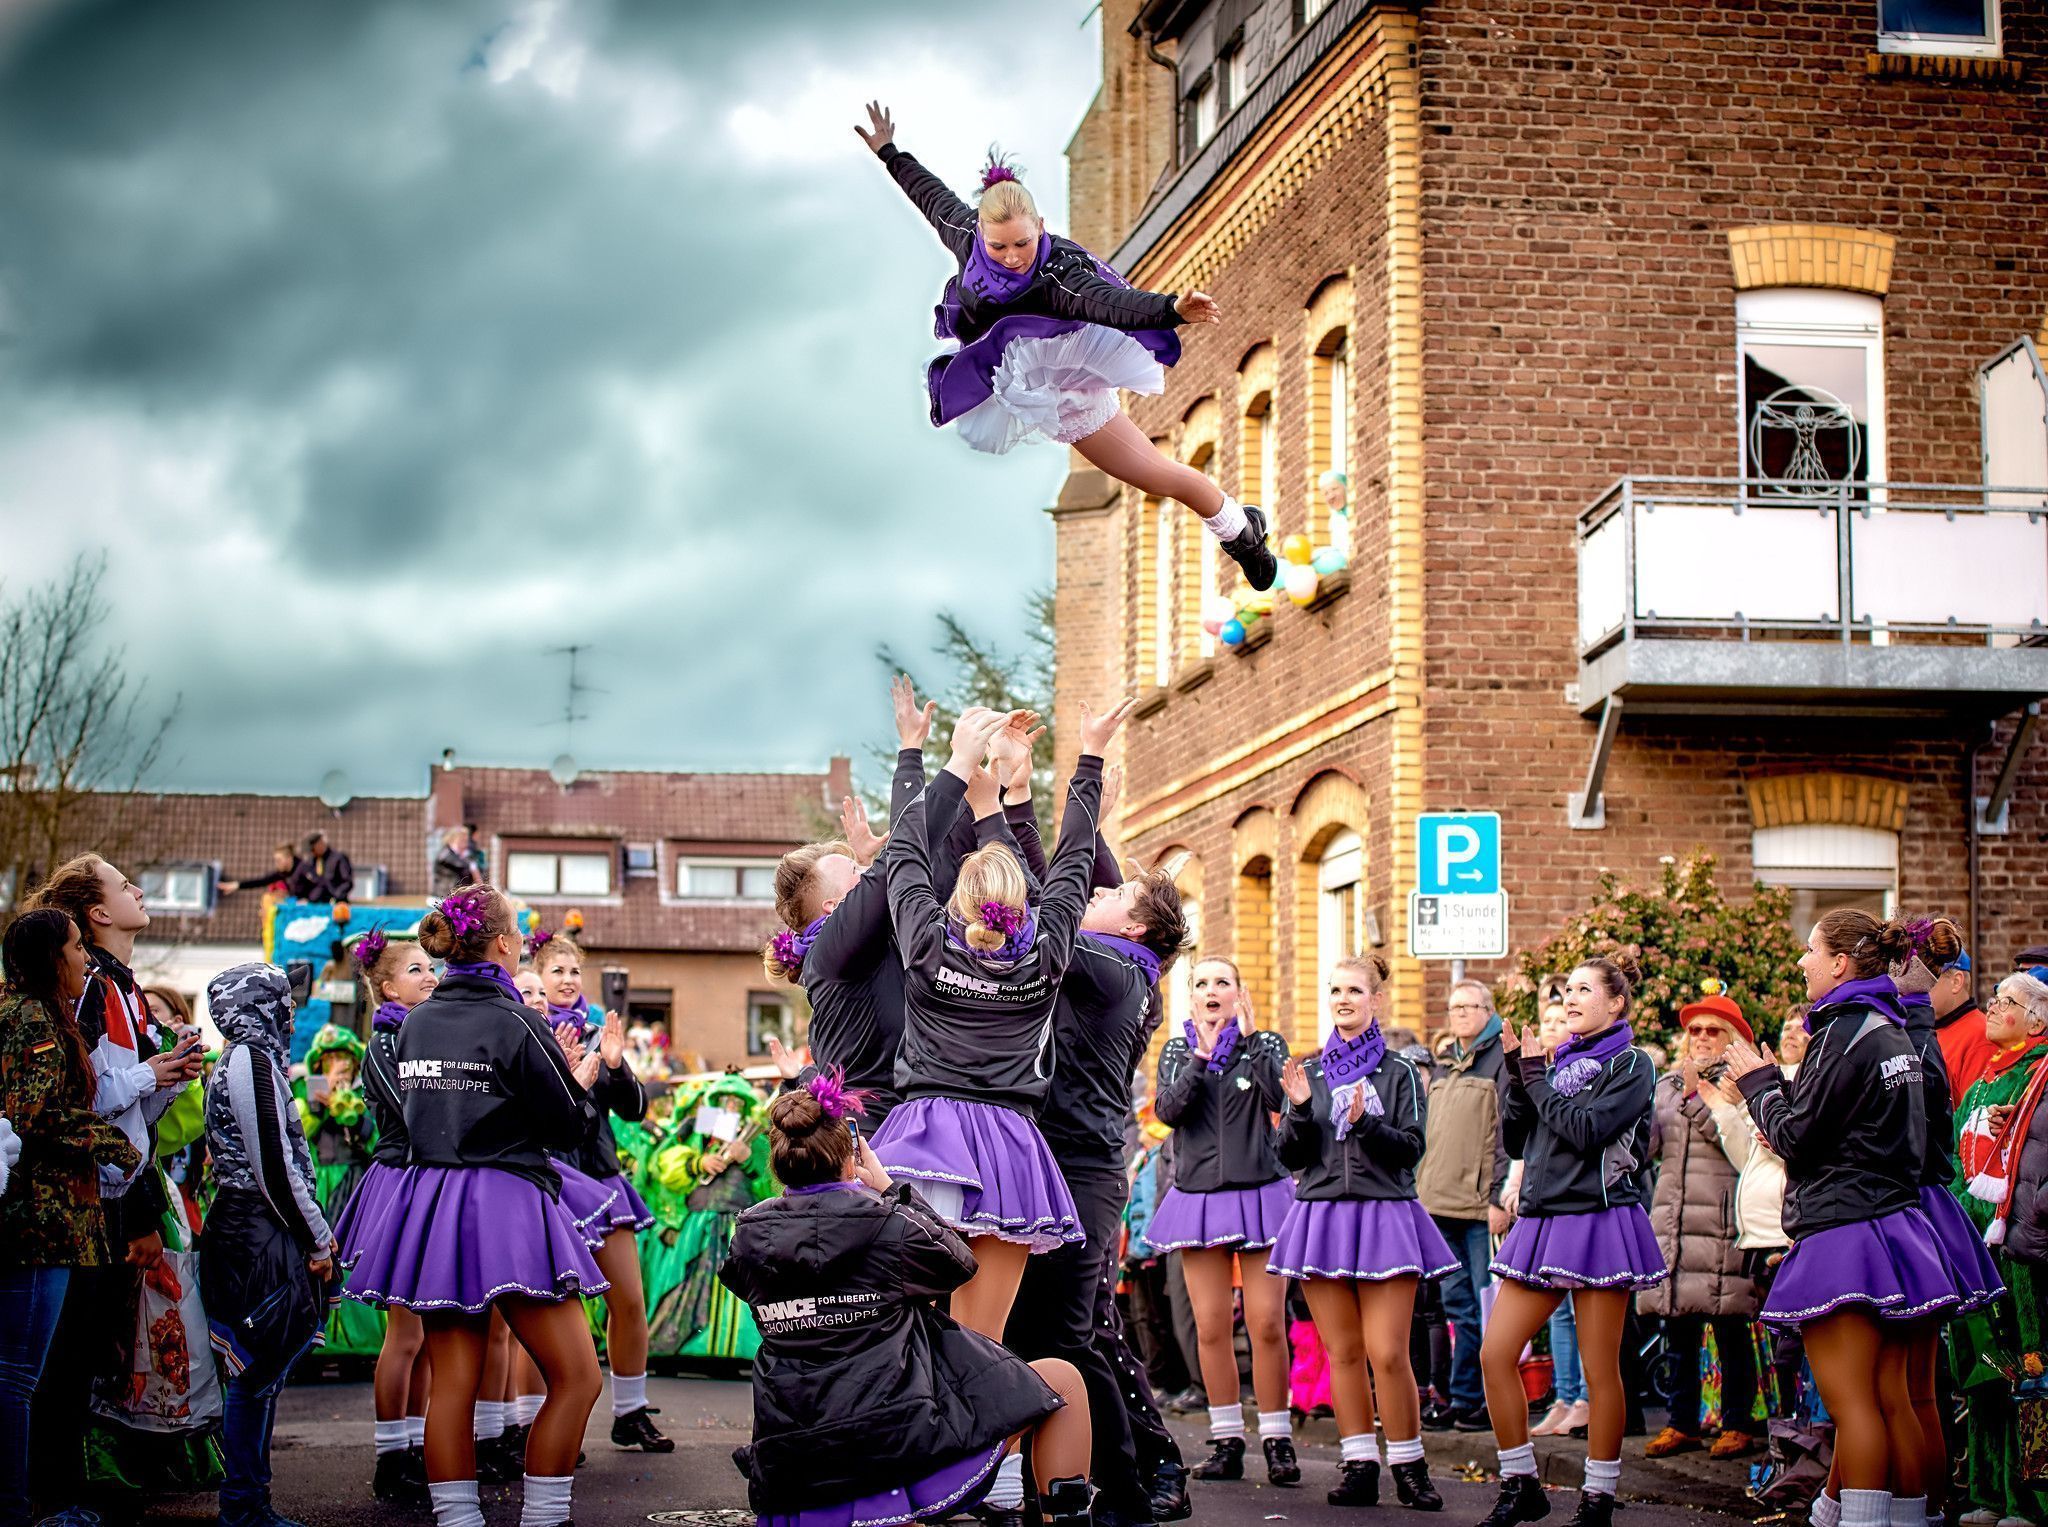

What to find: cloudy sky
left=0, top=0, right=1102, bottom=796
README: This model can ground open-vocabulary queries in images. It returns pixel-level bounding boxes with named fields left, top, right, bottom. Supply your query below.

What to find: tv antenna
left=543, top=644, right=605, bottom=772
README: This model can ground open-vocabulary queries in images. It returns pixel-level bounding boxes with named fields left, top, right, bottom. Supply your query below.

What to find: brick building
left=7, top=757, right=849, bottom=1067
left=1054, top=0, right=2048, bottom=1044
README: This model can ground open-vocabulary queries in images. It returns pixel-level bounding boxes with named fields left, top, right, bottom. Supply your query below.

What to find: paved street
left=130, top=1372, right=1765, bottom=1527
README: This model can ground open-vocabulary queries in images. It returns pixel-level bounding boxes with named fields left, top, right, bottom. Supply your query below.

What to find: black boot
left=1477, top=1475, right=1551, bottom=1527
left=1147, top=1461, right=1191, bottom=1523
left=1042, top=1476, right=1093, bottom=1527
left=1262, top=1437, right=1300, bottom=1487
left=610, top=1405, right=675, bottom=1453
left=1327, top=1460, right=1379, bottom=1508
left=1220, top=505, right=1278, bottom=592
left=1191, top=1436, right=1245, bottom=1481
left=1392, top=1460, right=1443, bottom=1512
left=1564, top=1493, right=1615, bottom=1527
left=475, top=1432, right=518, bottom=1484
left=372, top=1448, right=429, bottom=1506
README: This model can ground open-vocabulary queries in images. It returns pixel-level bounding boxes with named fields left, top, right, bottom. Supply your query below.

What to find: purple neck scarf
left=1323, top=1021, right=1387, bottom=1137
left=962, top=231, right=1050, bottom=306
left=444, top=960, right=524, bottom=1006
left=1807, top=973, right=1909, bottom=1030
left=1081, top=931, right=1162, bottom=987
left=772, top=916, right=829, bottom=977
left=945, top=908, right=1038, bottom=966
left=1185, top=1016, right=1242, bottom=1074
left=371, top=1001, right=409, bottom=1034
left=1550, top=1022, right=1635, bottom=1097
left=547, top=994, right=593, bottom=1031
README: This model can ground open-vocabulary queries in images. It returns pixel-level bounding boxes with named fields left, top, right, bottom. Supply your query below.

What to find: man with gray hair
left=1416, top=977, right=1514, bottom=1432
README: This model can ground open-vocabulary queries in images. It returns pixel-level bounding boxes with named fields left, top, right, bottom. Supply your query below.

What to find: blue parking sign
left=1416, top=813, right=1501, bottom=895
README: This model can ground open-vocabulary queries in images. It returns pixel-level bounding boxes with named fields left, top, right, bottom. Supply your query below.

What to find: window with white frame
left=1223, top=46, right=1251, bottom=113
left=1196, top=457, right=1221, bottom=659
left=1738, top=289, right=1885, bottom=495
left=623, top=842, right=657, bottom=879
left=141, top=864, right=213, bottom=915
left=505, top=849, right=612, bottom=898
left=677, top=858, right=778, bottom=902
left=1328, top=347, right=1349, bottom=484
left=1300, top=0, right=1331, bottom=24
left=0, top=867, right=13, bottom=908
left=1878, top=0, right=2000, bottom=55
left=1189, top=73, right=1218, bottom=148
left=1153, top=499, right=1176, bottom=687
left=1317, top=831, right=1363, bottom=1042
left=747, top=990, right=794, bottom=1056
left=1166, top=898, right=1202, bottom=1036
left=1259, top=405, right=1278, bottom=513
left=1752, top=823, right=1899, bottom=936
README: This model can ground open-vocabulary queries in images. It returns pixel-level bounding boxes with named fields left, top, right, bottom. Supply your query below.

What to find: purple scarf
left=945, top=908, right=1038, bottom=966
left=771, top=916, right=829, bottom=977
left=547, top=994, right=594, bottom=1032
left=444, top=960, right=524, bottom=1006
left=1081, top=931, right=1162, bottom=987
left=962, top=232, right=1051, bottom=306
left=371, top=1001, right=409, bottom=1034
left=1323, top=1021, right=1387, bottom=1138
left=1807, top=973, right=1909, bottom=1030
left=1185, top=1017, right=1242, bottom=1074
left=1550, top=1022, right=1635, bottom=1097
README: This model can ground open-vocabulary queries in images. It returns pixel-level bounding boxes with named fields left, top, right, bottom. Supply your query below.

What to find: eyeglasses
left=1684, top=1025, right=1724, bottom=1038
left=1447, top=1002, right=1489, bottom=1013
left=1989, top=993, right=2020, bottom=1009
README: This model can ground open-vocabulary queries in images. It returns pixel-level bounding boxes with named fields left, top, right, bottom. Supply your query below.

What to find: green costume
left=1949, top=1038, right=2048, bottom=1527
left=296, top=1023, right=385, bottom=1358
left=643, top=1075, right=773, bottom=1362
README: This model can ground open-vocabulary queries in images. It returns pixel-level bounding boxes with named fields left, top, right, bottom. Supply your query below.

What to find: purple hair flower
left=441, top=889, right=487, bottom=939
left=979, top=900, right=1028, bottom=938
left=353, top=928, right=388, bottom=968
left=770, top=929, right=803, bottom=970
left=979, top=151, right=1022, bottom=192
left=806, top=1066, right=871, bottom=1122
left=526, top=925, right=553, bottom=961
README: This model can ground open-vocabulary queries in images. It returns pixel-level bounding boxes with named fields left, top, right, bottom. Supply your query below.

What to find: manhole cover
left=647, top=1513, right=755, bottom=1525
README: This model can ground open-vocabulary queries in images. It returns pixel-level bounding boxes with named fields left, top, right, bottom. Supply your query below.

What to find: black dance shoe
left=1263, top=1437, right=1301, bottom=1486
left=475, top=1433, right=519, bottom=1484
left=1563, top=1493, right=1615, bottom=1527
left=1393, top=1460, right=1444, bottom=1512
left=1191, top=1436, right=1245, bottom=1481
left=1147, top=1460, right=1191, bottom=1522
left=371, top=1449, right=429, bottom=1506
left=1221, top=506, right=1278, bottom=591
left=1042, top=1477, right=1093, bottom=1527
left=610, top=1406, right=675, bottom=1453
left=1477, top=1475, right=1551, bottom=1527
left=1327, top=1460, right=1379, bottom=1508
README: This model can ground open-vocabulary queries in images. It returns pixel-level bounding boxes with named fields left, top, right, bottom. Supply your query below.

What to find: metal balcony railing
left=1577, top=477, right=2048, bottom=660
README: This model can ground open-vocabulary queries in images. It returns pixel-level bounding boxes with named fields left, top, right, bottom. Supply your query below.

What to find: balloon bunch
left=1200, top=522, right=1353, bottom=649
left=1279, top=531, right=1351, bottom=607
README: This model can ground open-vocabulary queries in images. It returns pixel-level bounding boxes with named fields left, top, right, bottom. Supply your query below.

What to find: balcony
left=1570, top=477, right=2048, bottom=826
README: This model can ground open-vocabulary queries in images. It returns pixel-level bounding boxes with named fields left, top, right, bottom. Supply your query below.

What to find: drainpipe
left=1967, top=726, right=1986, bottom=1006
left=1131, top=15, right=1179, bottom=173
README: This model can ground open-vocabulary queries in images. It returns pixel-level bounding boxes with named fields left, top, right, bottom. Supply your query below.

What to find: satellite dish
left=549, top=753, right=579, bottom=788
left=318, top=769, right=353, bottom=811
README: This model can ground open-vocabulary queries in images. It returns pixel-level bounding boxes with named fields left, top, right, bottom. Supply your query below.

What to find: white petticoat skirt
left=950, top=327, right=1168, bottom=456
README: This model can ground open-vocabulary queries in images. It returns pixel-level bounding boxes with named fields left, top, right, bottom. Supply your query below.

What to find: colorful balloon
left=1220, top=619, right=1247, bottom=647
left=1284, top=563, right=1321, bottom=606
left=1282, top=534, right=1315, bottom=565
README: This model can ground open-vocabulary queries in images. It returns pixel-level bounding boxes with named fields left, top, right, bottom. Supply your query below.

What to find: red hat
left=1679, top=984, right=1754, bottom=1047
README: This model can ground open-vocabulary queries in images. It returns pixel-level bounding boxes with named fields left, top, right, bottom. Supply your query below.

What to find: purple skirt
left=332, top=1160, right=411, bottom=1271
left=1266, top=1196, right=1461, bottom=1282
left=1147, top=1180, right=1295, bottom=1252
left=760, top=1443, right=1005, bottom=1527
left=1918, top=1185, right=2005, bottom=1317
left=555, top=1161, right=654, bottom=1244
left=871, top=1097, right=1084, bottom=1253
left=1490, top=1205, right=1668, bottom=1291
left=1762, top=1206, right=1964, bottom=1328
left=342, top=1165, right=610, bottom=1314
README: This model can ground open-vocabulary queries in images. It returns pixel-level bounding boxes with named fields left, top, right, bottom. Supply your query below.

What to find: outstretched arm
left=857, top=103, right=977, bottom=265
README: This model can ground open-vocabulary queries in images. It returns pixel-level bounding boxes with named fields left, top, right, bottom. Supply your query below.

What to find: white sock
left=986, top=1453, right=1025, bottom=1510
left=1499, top=1442, right=1538, bottom=1479
left=472, top=1399, right=505, bottom=1441
left=1888, top=1498, right=1927, bottom=1527
left=1257, top=1409, right=1292, bottom=1441
left=406, top=1415, right=427, bottom=1449
left=375, top=1418, right=409, bottom=1455
left=518, top=1473, right=574, bottom=1527
left=1202, top=496, right=1250, bottom=541
left=1386, top=1437, right=1425, bottom=1466
left=611, top=1371, right=647, bottom=1418
left=514, top=1393, right=544, bottom=1427
left=1340, top=1432, right=1380, bottom=1465
left=1583, top=1457, right=1621, bottom=1499
left=1842, top=1489, right=1893, bottom=1527
left=1812, top=1493, right=1842, bottom=1527
left=429, top=1479, right=485, bottom=1527
left=1208, top=1402, right=1245, bottom=1440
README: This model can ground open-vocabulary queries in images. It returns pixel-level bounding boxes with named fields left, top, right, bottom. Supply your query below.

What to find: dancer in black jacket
left=722, top=1078, right=1091, bottom=1527
left=854, top=101, right=1276, bottom=591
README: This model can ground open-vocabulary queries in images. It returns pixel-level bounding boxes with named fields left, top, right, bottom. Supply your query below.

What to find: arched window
left=1311, top=327, right=1351, bottom=544
left=1134, top=489, right=1175, bottom=690
left=1737, top=289, right=1885, bottom=492
left=1316, top=829, right=1363, bottom=1042
left=1182, top=444, right=1221, bottom=659
left=1235, top=854, right=1277, bottom=1022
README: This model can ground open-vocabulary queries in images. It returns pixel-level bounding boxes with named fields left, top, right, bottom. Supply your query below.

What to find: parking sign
left=1416, top=813, right=1501, bottom=895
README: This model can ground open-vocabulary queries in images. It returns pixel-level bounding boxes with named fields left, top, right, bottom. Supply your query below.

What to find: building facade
left=1055, top=0, right=2048, bottom=1044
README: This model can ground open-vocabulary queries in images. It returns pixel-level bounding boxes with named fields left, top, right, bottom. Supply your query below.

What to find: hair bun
left=979, top=148, right=1022, bottom=191
left=964, top=921, right=1007, bottom=953
left=417, top=909, right=456, bottom=960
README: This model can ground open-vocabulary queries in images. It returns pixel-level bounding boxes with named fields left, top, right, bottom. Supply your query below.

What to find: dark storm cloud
left=0, top=0, right=1095, bottom=792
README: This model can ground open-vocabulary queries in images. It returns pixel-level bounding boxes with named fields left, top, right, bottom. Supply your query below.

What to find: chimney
left=826, top=755, right=853, bottom=803
left=429, top=764, right=465, bottom=836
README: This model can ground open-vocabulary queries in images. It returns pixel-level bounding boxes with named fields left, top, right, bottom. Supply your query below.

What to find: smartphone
left=307, top=1074, right=331, bottom=1103
left=848, top=1116, right=863, bottom=1161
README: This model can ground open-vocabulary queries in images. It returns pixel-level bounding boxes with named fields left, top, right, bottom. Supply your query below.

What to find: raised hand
left=948, top=706, right=1012, bottom=775
left=892, top=674, right=937, bottom=749
left=555, top=1021, right=588, bottom=1071
left=1102, top=762, right=1124, bottom=823
left=1281, top=1056, right=1312, bottom=1107
left=840, top=795, right=887, bottom=866
left=765, top=1034, right=803, bottom=1081
left=1078, top=697, right=1136, bottom=758
left=855, top=100, right=896, bottom=154
left=573, top=1050, right=602, bottom=1089
left=1500, top=1021, right=1523, bottom=1057
left=1174, top=291, right=1221, bottom=325
left=964, top=760, right=1001, bottom=820
left=989, top=711, right=1042, bottom=792
left=854, top=1136, right=893, bottom=1191
left=1348, top=1084, right=1369, bottom=1124
left=1721, top=1038, right=1775, bottom=1084
left=599, top=1012, right=626, bottom=1069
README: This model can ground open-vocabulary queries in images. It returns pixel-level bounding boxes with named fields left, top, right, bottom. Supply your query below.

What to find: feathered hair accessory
left=979, top=150, right=1022, bottom=192
left=805, top=1066, right=872, bottom=1122
left=770, top=929, right=804, bottom=970
left=1903, top=917, right=1937, bottom=956
left=978, top=900, right=1028, bottom=938
left=440, top=887, right=488, bottom=940
left=352, top=928, right=388, bottom=968
left=526, top=925, right=554, bottom=961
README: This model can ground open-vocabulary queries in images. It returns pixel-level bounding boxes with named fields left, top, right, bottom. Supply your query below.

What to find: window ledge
left=1173, top=659, right=1216, bottom=694
left=1304, top=569, right=1352, bottom=613
left=1228, top=623, right=1274, bottom=657
left=1865, top=50, right=2024, bottom=83
left=1133, top=686, right=1171, bottom=719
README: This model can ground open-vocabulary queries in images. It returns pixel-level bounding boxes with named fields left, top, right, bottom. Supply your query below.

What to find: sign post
left=1409, top=811, right=1508, bottom=960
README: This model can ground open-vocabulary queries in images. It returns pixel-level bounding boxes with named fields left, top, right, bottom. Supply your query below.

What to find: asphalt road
left=129, top=1372, right=1765, bottom=1527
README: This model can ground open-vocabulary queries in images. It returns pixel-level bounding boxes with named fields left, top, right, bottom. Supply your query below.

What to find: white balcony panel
left=1632, top=502, right=1839, bottom=623
left=1578, top=509, right=1627, bottom=648
left=1850, top=510, right=2048, bottom=628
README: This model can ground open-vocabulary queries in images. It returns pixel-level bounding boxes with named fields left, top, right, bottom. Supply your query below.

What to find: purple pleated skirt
left=1490, top=1205, right=1669, bottom=1291
left=1762, top=1206, right=1964, bottom=1328
left=759, top=1443, right=1006, bottom=1527
left=1266, top=1196, right=1461, bottom=1282
left=1918, top=1185, right=2005, bottom=1317
left=1147, top=1179, right=1295, bottom=1252
left=332, top=1160, right=411, bottom=1272
left=871, top=1097, right=1084, bottom=1253
left=342, top=1165, right=610, bottom=1314
left=555, top=1161, right=654, bottom=1244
